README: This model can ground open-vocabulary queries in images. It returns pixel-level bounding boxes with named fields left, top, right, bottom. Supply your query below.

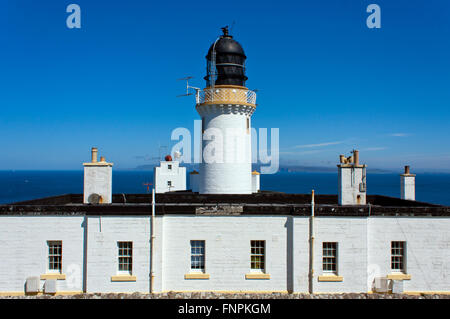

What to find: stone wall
left=1, top=292, right=449, bottom=299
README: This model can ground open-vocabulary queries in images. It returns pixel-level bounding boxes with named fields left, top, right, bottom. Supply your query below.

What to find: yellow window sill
left=110, top=275, right=137, bottom=282
left=184, top=273, right=210, bottom=280
left=245, top=273, right=271, bottom=280
left=387, top=273, right=411, bottom=280
left=40, top=274, right=66, bottom=280
left=318, top=275, right=344, bottom=282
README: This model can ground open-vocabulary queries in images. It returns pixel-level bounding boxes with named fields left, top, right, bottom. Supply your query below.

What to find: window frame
left=47, top=240, right=62, bottom=274
left=322, top=242, right=338, bottom=274
left=190, top=240, right=206, bottom=273
left=117, top=241, right=133, bottom=275
left=391, top=241, right=406, bottom=273
left=250, top=240, right=266, bottom=273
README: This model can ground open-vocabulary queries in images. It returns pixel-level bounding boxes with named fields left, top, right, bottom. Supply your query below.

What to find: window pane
left=118, top=242, right=132, bottom=273
left=47, top=241, right=62, bottom=272
left=322, top=242, right=337, bottom=273
left=250, top=241, right=265, bottom=271
left=190, top=240, right=205, bottom=271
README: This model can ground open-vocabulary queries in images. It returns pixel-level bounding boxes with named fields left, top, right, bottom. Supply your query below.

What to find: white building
left=83, top=147, right=113, bottom=204
left=0, top=29, right=448, bottom=297
left=153, top=155, right=186, bottom=193
left=0, top=191, right=449, bottom=295
left=196, top=27, right=256, bottom=195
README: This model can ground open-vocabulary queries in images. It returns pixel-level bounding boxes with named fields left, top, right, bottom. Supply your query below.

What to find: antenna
left=143, top=182, right=153, bottom=194
left=177, top=76, right=201, bottom=103
left=151, top=143, right=168, bottom=162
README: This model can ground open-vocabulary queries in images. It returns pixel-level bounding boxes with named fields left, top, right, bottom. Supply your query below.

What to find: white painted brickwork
left=86, top=216, right=151, bottom=293
left=154, top=161, right=186, bottom=193
left=198, top=106, right=253, bottom=194
left=338, top=167, right=367, bottom=205
left=368, top=217, right=450, bottom=293
left=84, top=166, right=112, bottom=204
left=401, top=175, right=415, bottom=201
left=0, top=214, right=449, bottom=294
left=0, top=216, right=84, bottom=293
left=161, top=216, right=288, bottom=292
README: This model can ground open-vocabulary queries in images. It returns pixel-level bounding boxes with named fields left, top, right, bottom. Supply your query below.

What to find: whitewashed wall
left=0, top=216, right=85, bottom=293
left=368, top=217, right=450, bottom=293
left=313, top=217, right=368, bottom=293
left=400, top=176, right=415, bottom=201
left=161, top=215, right=289, bottom=292
left=84, top=166, right=112, bottom=203
left=154, top=161, right=187, bottom=193
left=338, top=167, right=366, bottom=205
left=198, top=105, right=253, bottom=194
left=291, top=217, right=310, bottom=292
left=0, top=214, right=449, bottom=294
left=86, top=216, right=151, bottom=293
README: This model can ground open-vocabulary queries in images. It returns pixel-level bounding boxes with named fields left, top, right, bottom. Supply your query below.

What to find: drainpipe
left=150, top=188, right=156, bottom=293
left=309, top=190, right=315, bottom=294
left=83, top=215, right=88, bottom=293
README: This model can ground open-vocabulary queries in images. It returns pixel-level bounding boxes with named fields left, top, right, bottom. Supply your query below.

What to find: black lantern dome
left=204, top=27, right=248, bottom=87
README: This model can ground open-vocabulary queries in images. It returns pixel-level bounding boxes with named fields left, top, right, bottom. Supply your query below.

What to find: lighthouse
left=196, top=27, right=257, bottom=194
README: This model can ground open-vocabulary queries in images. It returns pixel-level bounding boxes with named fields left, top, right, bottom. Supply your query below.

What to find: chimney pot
left=354, top=150, right=359, bottom=165
left=405, top=165, right=410, bottom=175
left=91, top=147, right=98, bottom=163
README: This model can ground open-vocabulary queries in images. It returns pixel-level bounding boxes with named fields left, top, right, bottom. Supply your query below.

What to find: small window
left=250, top=240, right=265, bottom=272
left=48, top=241, right=62, bottom=273
left=391, top=241, right=406, bottom=272
left=323, top=242, right=337, bottom=273
left=246, top=117, right=250, bottom=134
left=190, top=240, right=205, bottom=272
left=167, top=181, right=172, bottom=187
left=168, top=164, right=172, bottom=170
left=118, top=241, right=133, bottom=275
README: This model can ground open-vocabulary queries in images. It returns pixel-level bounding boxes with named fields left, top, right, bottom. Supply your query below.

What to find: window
left=118, top=241, right=133, bottom=274
left=168, top=164, right=172, bottom=170
left=246, top=117, right=250, bottom=133
left=48, top=241, right=62, bottom=273
left=323, top=242, right=337, bottom=273
left=391, top=241, right=406, bottom=272
left=167, top=181, right=172, bottom=187
left=190, top=240, right=205, bottom=272
left=250, top=240, right=265, bottom=272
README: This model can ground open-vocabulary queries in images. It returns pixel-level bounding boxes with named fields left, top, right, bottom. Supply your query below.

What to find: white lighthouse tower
left=196, top=27, right=257, bottom=194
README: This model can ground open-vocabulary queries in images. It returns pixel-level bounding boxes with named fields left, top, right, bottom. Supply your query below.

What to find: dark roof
left=1, top=192, right=449, bottom=217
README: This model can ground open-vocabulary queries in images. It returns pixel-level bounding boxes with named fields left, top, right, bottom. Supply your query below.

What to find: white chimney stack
left=400, top=165, right=415, bottom=201
left=337, top=150, right=367, bottom=205
left=83, top=147, right=113, bottom=204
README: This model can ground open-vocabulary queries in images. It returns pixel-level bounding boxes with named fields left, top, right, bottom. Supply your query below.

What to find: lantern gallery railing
left=197, top=86, right=257, bottom=107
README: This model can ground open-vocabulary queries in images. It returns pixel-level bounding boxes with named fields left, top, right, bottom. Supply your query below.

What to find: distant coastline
left=131, top=164, right=449, bottom=174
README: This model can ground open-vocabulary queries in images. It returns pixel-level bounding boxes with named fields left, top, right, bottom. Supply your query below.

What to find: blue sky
left=0, top=0, right=449, bottom=171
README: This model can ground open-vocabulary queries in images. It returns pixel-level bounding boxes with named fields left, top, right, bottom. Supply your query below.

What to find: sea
left=0, top=170, right=449, bottom=206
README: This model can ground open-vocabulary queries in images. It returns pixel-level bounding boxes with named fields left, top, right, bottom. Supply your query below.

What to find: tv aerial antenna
left=177, top=76, right=201, bottom=104
left=150, top=143, right=168, bottom=161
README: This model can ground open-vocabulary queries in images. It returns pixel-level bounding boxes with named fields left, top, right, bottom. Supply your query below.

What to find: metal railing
left=197, top=87, right=257, bottom=106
